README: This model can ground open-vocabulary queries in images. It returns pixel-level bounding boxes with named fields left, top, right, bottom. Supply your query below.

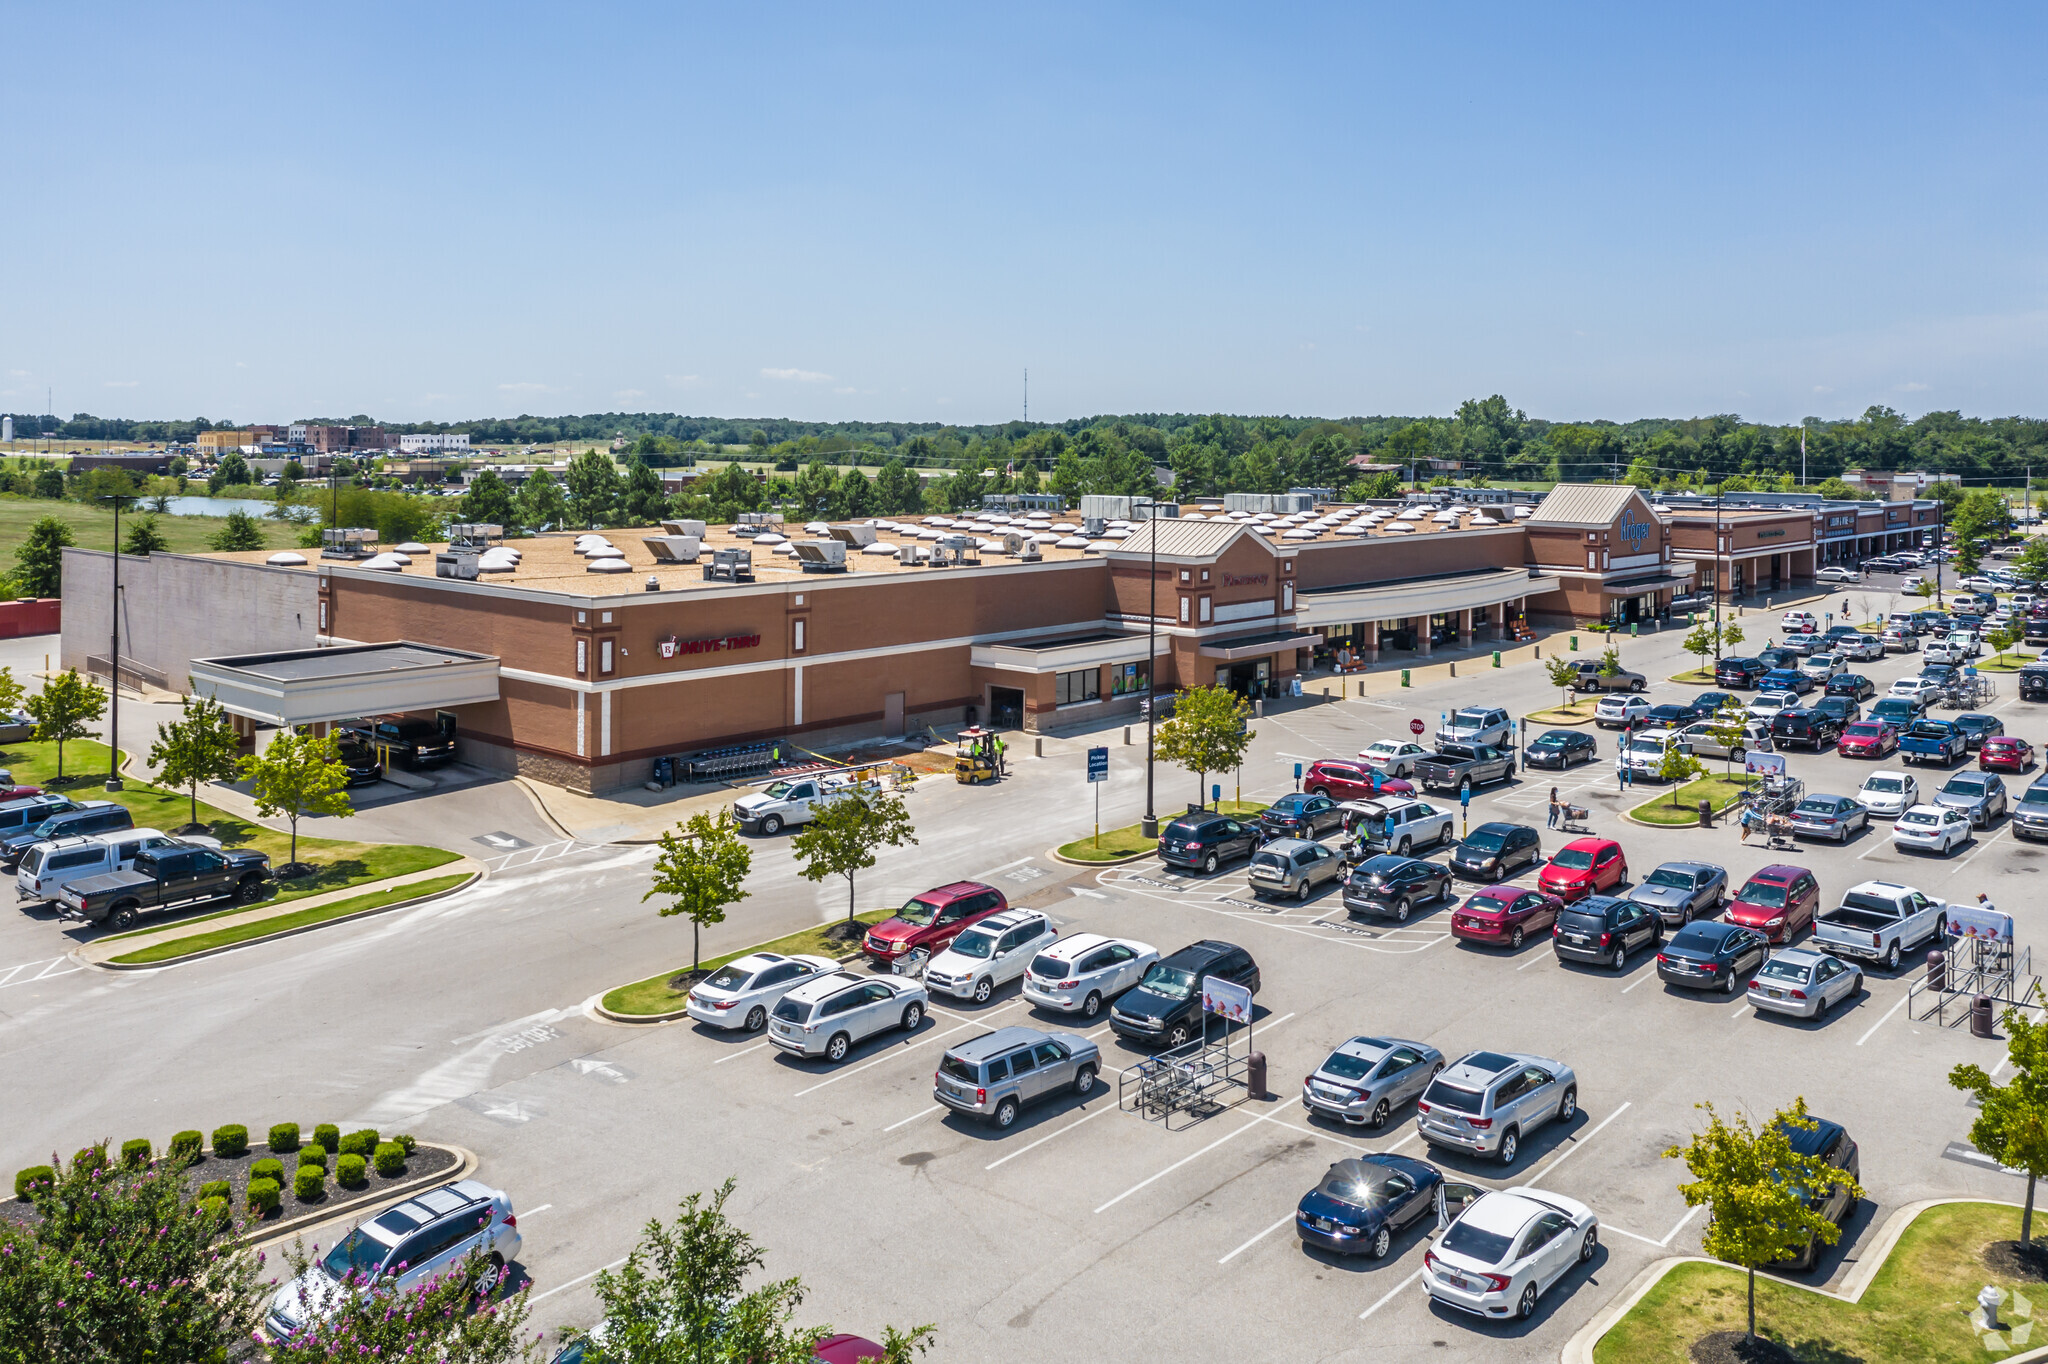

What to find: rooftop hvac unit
left=826, top=524, right=878, bottom=548
left=435, top=551, right=480, bottom=580
left=792, top=539, right=849, bottom=572
left=999, top=531, right=1041, bottom=560
left=935, top=534, right=980, bottom=565
left=1082, top=516, right=1107, bottom=538
left=661, top=519, right=708, bottom=538
left=446, top=523, right=502, bottom=548
left=735, top=512, right=783, bottom=536
left=320, top=527, right=378, bottom=559
left=643, top=535, right=701, bottom=563
left=896, top=543, right=926, bottom=565
left=703, top=547, right=754, bottom=582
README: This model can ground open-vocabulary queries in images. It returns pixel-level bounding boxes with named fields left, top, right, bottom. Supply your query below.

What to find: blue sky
left=6, top=3, right=2045, bottom=427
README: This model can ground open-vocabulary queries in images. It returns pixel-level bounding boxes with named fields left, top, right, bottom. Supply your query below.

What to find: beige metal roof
left=1104, top=518, right=1276, bottom=560
left=1525, top=484, right=1654, bottom=529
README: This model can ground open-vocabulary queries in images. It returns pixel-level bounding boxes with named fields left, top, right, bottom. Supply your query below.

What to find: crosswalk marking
left=0, top=957, right=83, bottom=990
left=485, top=839, right=608, bottom=871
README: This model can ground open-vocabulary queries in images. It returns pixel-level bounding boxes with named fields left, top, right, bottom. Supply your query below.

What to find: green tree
left=206, top=508, right=266, bottom=552
left=1952, top=989, right=2048, bottom=1249
left=872, top=458, right=922, bottom=515
left=148, top=692, right=244, bottom=828
left=518, top=468, right=568, bottom=530
left=121, top=513, right=170, bottom=556
left=835, top=466, right=874, bottom=519
left=26, top=668, right=106, bottom=777
left=1721, top=621, right=1744, bottom=651
left=1544, top=655, right=1581, bottom=706
left=1153, top=685, right=1255, bottom=808
left=207, top=452, right=251, bottom=494
left=790, top=459, right=837, bottom=518
left=572, top=1180, right=934, bottom=1364
left=1681, top=622, right=1716, bottom=673
left=31, top=466, right=65, bottom=499
left=0, top=1142, right=263, bottom=1361
left=239, top=727, right=354, bottom=871
left=13, top=515, right=74, bottom=596
left=1665, top=1098, right=1863, bottom=1345
left=790, top=787, right=918, bottom=937
left=463, top=468, right=518, bottom=528
left=645, top=810, right=753, bottom=979
left=2016, top=536, right=2048, bottom=586
left=1656, top=743, right=1704, bottom=805
left=272, top=1241, right=540, bottom=1364
left=1706, top=701, right=1752, bottom=775
left=1596, top=643, right=1624, bottom=677
left=1345, top=470, right=1402, bottom=501
left=565, top=448, right=622, bottom=527
left=620, top=455, right=668, bottom=524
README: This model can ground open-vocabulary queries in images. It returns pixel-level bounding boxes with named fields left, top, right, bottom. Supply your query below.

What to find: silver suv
left=1416, top=1050, right=1579, bottom=1167
left=1248, top=837, right=1346, bottom=900
left=769, top=974, right=928, bottom=1062
left=262, top=1179, right=522, bottom=1343
left=933, top=1025, right=1101, bottom=1128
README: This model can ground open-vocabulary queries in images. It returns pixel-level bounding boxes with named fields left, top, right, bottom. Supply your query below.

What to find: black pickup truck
left=58, top=845, right=271, bottom=931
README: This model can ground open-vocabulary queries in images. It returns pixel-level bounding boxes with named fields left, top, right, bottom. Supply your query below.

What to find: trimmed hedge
left=338, top=1128, right=379, bottom=1158
left=298, top=1143, right=328, bottom=1172
left=335, top=1154, right=367, bottom=1188
left=196, top=1195, right=230, bottom=1229
left=168, top=1130, right=203, bottom=1163
left=293, top=1166, right=324, bottom=1200
left=250, top=1158, right=285, bottom=1186
left=14, top=1166, right=54, bottom=1200
left=394, top=1133, right=417, bottom=1157
left=120, top=1138, right=152, bottom=1168
left=312, top=1123, right=340, bottom=1152
left=372, top=1142, right=406, bottom=1178
left=268, top=1123, right=301, bottom=1154
left=211, top=1125, right=249, bottom=1159
left=247, top=1178, right=281, bottom=1214
left=198, top=1178, right=230, bottom=1201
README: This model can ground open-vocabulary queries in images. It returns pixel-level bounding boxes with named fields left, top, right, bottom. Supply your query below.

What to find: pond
left=152, top=496, right=291, bottom=518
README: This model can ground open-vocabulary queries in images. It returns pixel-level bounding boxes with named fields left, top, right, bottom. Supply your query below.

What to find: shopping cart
left=1560, top=803, right=1590, bottom=833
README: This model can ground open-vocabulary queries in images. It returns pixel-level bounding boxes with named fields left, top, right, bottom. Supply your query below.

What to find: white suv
left=1782, top=611, right=1820, bottom=634
left=1022, top=933, right=1159, bottom=1017
left=770, top=974, right=928, bottom=1062
left=924, top=908, right=1058, bottom=1003
left=15, top=827, right=218, bottom=905
left=1351, top=798, right=1454, bottom=856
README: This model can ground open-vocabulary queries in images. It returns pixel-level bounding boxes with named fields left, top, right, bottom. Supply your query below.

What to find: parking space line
left=885, top=1105, right=940, bottom=1133
left=924, top=1001, right=1025, bottom=1027
left=1525, top=1102, right=1630, bottom=1185
left=1219, top=1210, right=1298, bottom=1264
left=523, top=1203, right=553, bottom=1215
left=793, top=1008, right=1018, bottom=1097
left=1095, top=1115, right=1264, bottom=1213
left=1246, top=1107, right=1367, bottom=1155
left=1621, top=973, right=1655, bottom=994
left=1605, top=1223, right=1663, bottom=1246
left=0, top=957, right=82, bottom=991
left=1952, top=825, right=2010, bottom=874
left=1729, top=1001, right=1752, bottom=1018
left=1659, top=1204, right=1705, bottom=1245
left=1517, top=953, right=1553, bottom=971
left=986, top=1102, right=1113, bottom=1170
left=1358, top=1266, right=1426, bottom=1320
left=529, top=1256, right=627, bottom=1305
left=713, top=1042, right=773, bottom=1065
left=1855, top=989, right=1914, bottom=1046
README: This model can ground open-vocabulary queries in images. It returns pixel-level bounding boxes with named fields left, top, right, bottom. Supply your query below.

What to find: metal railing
left=84, top=655, right=168, bottom=693
left=1118, top=1034, right=1251, bottom=1130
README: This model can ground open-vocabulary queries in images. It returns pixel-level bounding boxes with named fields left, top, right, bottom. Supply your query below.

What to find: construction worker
left=992, top=733, right=1006, bottom=777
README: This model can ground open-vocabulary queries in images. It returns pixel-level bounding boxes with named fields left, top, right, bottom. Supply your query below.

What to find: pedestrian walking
left=1547, top=787, right=1561, bottom=829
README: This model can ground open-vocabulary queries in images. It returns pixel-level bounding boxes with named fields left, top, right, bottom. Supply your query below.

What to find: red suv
left=1537, top=837, right=1628, bottom=902
left=1727, top=864, right=1818, bottom=943
left=1303, top=760, right=1412, bottom=801
left=862, top=882, right=1008, bottom=969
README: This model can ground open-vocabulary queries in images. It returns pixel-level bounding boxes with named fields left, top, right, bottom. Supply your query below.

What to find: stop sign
left=1410, top=718, right=1426, bottom=736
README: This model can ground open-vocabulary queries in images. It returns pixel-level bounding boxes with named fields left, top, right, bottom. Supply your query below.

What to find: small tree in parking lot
left=239, top=727, right=354, bottom=873
left=1544, top=655, right=1580, bottom=707
left=1682, top=622, right=1717, bottom=673
left=646, top=810, right=753, bottom=980
left=1656, top=742, right=1704, bottom=806
left=1721, top=620, right=1744, bottom=651
left=791, top=787, right=918, bottom=940
left=148, top=691, right=243, bottom=829
left=26, top=668, right=106, bottom=778
left=1665, top=1098, right=1864, bottom=1346
left=1153, top=685, right=1255, bottom=810
left=1596, top=643, right=1623, bottom=678
left=1706, top=702, right=1751, bottom=776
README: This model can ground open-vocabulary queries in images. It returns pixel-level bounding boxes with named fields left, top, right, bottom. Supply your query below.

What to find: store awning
left=1599, top=573, right=1693, bottom=595
left=1198, top=629, right=1321, bottom=661
left=190, top=641, right=501, bottom=727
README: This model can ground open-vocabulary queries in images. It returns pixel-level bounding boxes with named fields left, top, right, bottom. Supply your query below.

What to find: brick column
left=1415, top=615, right=1432, bottom=656
left=1364, top=620, right=1379, bottom=662
left=1457, top=608, right=1474, bottom=647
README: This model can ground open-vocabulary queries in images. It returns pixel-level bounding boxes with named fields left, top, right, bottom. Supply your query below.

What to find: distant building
left=399, top=433, right=472, bottom=454
left=2, top=417, right=12, bottom=443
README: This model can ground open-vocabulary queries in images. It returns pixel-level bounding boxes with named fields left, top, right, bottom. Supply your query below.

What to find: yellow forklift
left=953, top=727, right=1001, bottom=784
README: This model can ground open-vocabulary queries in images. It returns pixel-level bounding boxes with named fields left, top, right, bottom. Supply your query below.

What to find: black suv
left=1774, top=1116, right=1861, bottom=1271
left=1343, top=854, right=1452, bottom=922
left=1552, top=894, right=1660, bottom=971
left=1448, top=822, right=1542, bottom=881
left=1770, top=708, right=1843, bottom=751
left=342, top=715, right=455, bottom=768
left=1158, top=811, right=1260, bottom=875
left=1256, top=792, right=1344, bottom=841
left=1108, top=940, right=1260, bottom=1049
left=335, top=735, right=384, bottom=788
left=2022, top=664, right=2048, bottom=701
left=1715, top=657, right=1768, bottom=688
left=0, top=801, right=133, bottom=870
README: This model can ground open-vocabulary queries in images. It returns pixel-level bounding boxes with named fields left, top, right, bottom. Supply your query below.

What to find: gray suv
left=1416, top=1050, right=1579, bottom=1166
left=933, top=1025, right=1101, bottom=1128
left=1248, top=837, right=1346, bottom=900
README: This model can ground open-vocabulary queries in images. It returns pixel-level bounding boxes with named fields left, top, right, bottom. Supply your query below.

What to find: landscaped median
left=1629, top=772, right=1758, bottom=827
left=1053, top=799, right=1267, bottom=864
left=600, top=910, right=898, bottom=1019
left=98, top=871, right=475, bottom=967
left=1588, top=1201, right=2034, bottom=1364
left=1526, top=699, right=1600, bottom=725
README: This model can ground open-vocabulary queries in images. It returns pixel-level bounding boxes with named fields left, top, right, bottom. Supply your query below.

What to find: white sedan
left=1422, top=1186, right=1599, bottom=1322
left=1021, top=932, right=1159, bottom=1018
left=1816, top=566, right=1861, bottom=585
left=1748, top=948, right=1863, bottom=1019
left=1893, top=804, right=1971, bottom=856
left=1360, top=740, right=1429, bottom=777
left=1857, top=770, right=1919, bottom=818
left=684, top=952, right=842, bottom=1032
left=1746, top=690, right=1799, bottom=723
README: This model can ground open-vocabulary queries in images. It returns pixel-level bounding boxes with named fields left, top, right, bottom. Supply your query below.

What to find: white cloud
left=103, top=380, right=138, bottom=388
left=833, top=387, right=857, bottom=395
left=761, top=367, right=833, bottom=383
left=1901, top=381, right=1930, bottom=392
left=1812, top=385, right=1834, bottom=394
left=7, top=370, right=27, bottom=379
left=614, top=388, right=646, bottom=400
left=665, top=374, right=701, bottom=388
left=498, top=381, right=553, bottom=393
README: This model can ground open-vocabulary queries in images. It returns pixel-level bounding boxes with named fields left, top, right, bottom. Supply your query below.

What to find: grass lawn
left=1978, top=651, right=2039, bottom=672
left=1055, top=800, right=1268, bottom=863
left=6, top=739, right=459, bottom=908
left=1593, top=1201, right=2026, bottom=1364
left=1631, top=771, right=1758, bottom=826
left=106, top=873, right=472, bottom=965
left=1526, top=699, right=1600, bottom=724
left=1668, top=668, right=1718, bottom=684
left=0, top=493, right=300, bottom=567
left=602, top=909, right=900, bottom=1016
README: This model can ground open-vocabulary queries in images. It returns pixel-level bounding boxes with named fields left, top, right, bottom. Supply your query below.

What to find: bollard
left=1123, top=726, right=1131, bottom=746
left=1493, top=651, right=1502, bottom=668
left=1697, top=798, right=1713, bottom=829
left=1927, top=949, right=1946, bottom=993
left=1401, top=669, right=1411, bottom=688
left=1255, top=699, right=1264, bottom=719
left=1034, top=736, right=1043, bottom=758
left=1973, top=994, right=1996, bottom=1039
left=1247, top=1050, right=1268, bottom=1101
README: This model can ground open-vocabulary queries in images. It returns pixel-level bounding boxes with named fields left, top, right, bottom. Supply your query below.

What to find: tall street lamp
left=1711, top=492, right=1725, bottom=663
left=97, top=491, right=134, bottom=791
left=1141, top=499, right=1159, bottom=839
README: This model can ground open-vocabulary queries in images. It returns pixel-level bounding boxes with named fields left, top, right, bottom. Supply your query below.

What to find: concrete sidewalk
left=75, top=856, right=487, bottom=966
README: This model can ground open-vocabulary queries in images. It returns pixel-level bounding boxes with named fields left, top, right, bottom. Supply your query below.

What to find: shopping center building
left=60, top=483, right=1936, bottom=792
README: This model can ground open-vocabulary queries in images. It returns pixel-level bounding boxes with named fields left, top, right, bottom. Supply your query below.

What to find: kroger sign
left=1616, top=508, right=1655, bottom=553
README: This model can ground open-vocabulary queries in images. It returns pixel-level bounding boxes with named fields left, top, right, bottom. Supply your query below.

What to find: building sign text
left=659, top=632, right=761, bottom=658
left=1222, top=573, right=1269, bottom=588
left=1615, top=507, right=1655, bottom=553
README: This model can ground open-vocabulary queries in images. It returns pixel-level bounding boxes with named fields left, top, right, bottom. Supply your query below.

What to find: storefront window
left=1056, top=668, right=1101, bottom=706
left=1110, top=662, right=1148, bottom=696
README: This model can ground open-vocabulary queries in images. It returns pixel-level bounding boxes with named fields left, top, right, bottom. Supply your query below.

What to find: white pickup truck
left=730, top=772, right=877, bottom=835
left=1812, top=879, right=1947, bottom=972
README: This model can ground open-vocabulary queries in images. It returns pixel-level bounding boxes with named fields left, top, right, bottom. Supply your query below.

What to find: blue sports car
left=1295, top=1152, right=1445, bottom=1259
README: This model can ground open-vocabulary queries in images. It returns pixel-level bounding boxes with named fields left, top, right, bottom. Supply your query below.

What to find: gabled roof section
left=1104, top=518, right=1289, bottom=564
left=1526, top=484, right=1656, bottom=530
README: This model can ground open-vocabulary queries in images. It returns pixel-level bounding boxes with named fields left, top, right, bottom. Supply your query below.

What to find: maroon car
left=1450, top=885, right=1562, bottom=950
left=1304, top=759, right=1413, bottom=802
left=1982, top=736, right=2035, bottom=773
left=1727, top=864, right=1819, bottom=944
left=862, top=881, right=1008, bottom=969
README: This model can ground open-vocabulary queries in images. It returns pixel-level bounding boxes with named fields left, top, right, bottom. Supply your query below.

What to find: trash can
left=1927, top=949, right=1946, bottom=993
left=1247, top=1050, right=1267, bottom=1101
left=1493, top=651, right=1502, bottom=668
left=1570, top=634, right=1579, bottom=651
left=1697, top=798, right=1713, bottom=828
left=1973, top=994, right=1996, bottom=1039
left=651, top=755, right=674, bottom=787
left=1401, top=669, right=1411, bottom=688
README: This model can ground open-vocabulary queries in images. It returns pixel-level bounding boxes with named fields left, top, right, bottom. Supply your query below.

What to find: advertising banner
left=1201, top=977, right=1252, bottom=1024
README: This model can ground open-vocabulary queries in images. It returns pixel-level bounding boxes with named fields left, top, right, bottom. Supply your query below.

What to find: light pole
left=1711, top=492, right=1725, bottom=663
left=98, top=492, right=133, bottom=791
left=1141, top=499, right=1159, bottom=839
